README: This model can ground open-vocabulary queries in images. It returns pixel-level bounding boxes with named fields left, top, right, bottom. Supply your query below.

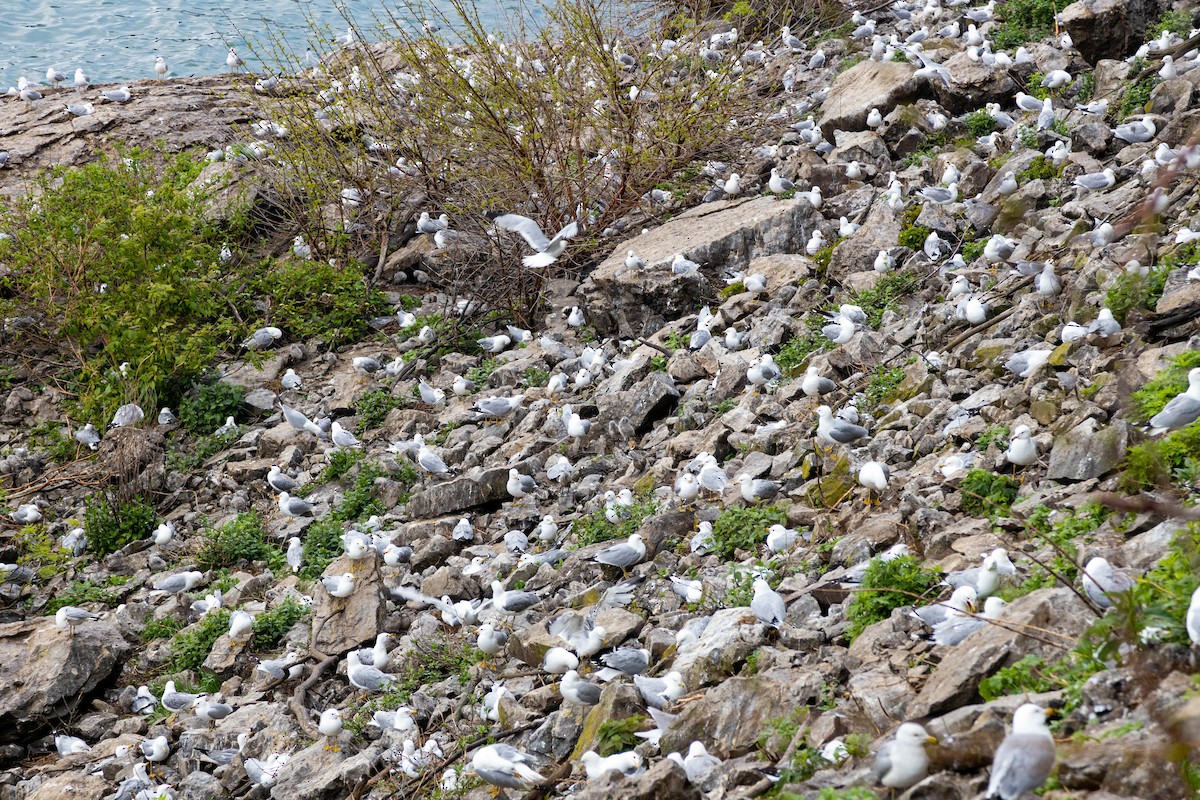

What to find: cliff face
left=2, top=2, right=1200, bottom=800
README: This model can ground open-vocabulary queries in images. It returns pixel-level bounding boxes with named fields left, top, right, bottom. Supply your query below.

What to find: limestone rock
left=817, top=60, right=920, bottom=138
left=0, top=618, right=129, bottom=740
left=671, top=607, right=769, bottom=688
left=1046, top=418, right=1128, bottom=481
left=930, top=52, right=1017, bottom=113
left=404, top=465, right=511, bottom=518
left=660, top=668, right=823, bottom=757
left=1061, top=0, right=1166, bottom=65
left=270, top=741, right=383, bottom=800
left=582, top=196, right=821, bottom=337
left=573, top=758, right=698, bottom=800
left=311, top=555, right=387, bottom=655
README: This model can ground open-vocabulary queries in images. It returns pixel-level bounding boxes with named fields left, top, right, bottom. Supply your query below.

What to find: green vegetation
left=773, top=319, right=825, bottom=376
left=960, top=469, right=1019, bottom=517
left=343, top=635, right=482, bottom=734
left=724, top=562, right=780, bottom=607
left=257, top=257, right=388, bottom=345
left=712, top=506, right=787, bottom=560
left=860, top=364, right=905, bottom=415
left=1016, top=155, right=1062, bottom=183
left=355, top=389, right=404, bottom=432
left=298, top=458, right=406, bottom=578
left=524, top=367, right=550, bottom=388
left=166, top=428, right=241, bottom=472
left=836, top=55, right=863, bottom=74
left=810, top=244, right=834, bottom=273
left=1131, top=350, right=1200, bottom=422
left=597, top=715, right=647, bottom=756
left=846, top=554, right=941, bottom=640
left=178, top=379, right=244, bottom=435
left=1151, top=9, right=1194, bottom=37
left=1118, top=69, right=1160, bottom=121
left=44, top=577, right=127, bottom=614
left=961, top=237, right=987, bottom=264
left=319, top=448, right=366, bottom=483
left=991, top=0, right=1058, bottom=50
left=142, top=614, right=184, bottom=642
left=897, top=222, right=932, bottom=250
left=28, top=421, right=79, bottom=465
left=815, top=788, right=878, bottom=800
left=14, top=525, right=71, bottom=580
left=572, top=492, right=658, bottom=547
left=1095, top=522, right=1200, bottom=646
left=1105, top=262, right=1172, bottom=324
left=975, top=424, right=1011, bottom=450
left=850, top=270, right=922, bottom=327
left=964, top=109, right=997, bottom=137
left=719, top=281, right=746, bottom=300
left=1000, top=504, right=1108, bottom=600
left=251, top=597, right=309, bottom=649
left=979, top=652, right=1099, bottom=730
left=466, top=357, right=499, bottom=387
left=1075, top=71, right=1096, bottom=103
left=85, top=494, right=159, bottom=556
left=196, top=512, right=287, bottom=572
left=1121, top=420, right=1200, bottom=490
left=169, top=608, right=231, bottom=672
left=298, top=519, right=345, bottom=580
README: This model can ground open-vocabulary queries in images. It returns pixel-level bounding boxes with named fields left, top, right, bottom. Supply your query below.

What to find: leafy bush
left=1121, top=420, right=1200, bottom=490
left=142, top=615, right=184, bottom=642
left=1105, top=262, right=1171, bottom=323
left=597, top=715, right=647, bottom=756
left=964, top=109, right=997, bottom=137
left=774, top=326, right=825, bottom=377
left=45, top=578, right=127, bottom=614
left=85, top=494, right=159, bottom=556
left=991, top=0, right=1058, bottom=50
left=979, top=652, right=1099, bottom=728
left=196, top=512, right=286, bottom=572
left=1151, top=8, right=1194, bottom=36
left=178, top=379, right=244, bottom=435
left=845, top=554, right=941, bottom=641
left=975, top=424, right=1011, bottom=450
left=850, top=270, right=921, bottom=327
left=1130, top=348, right=1200, bottom=423
left=712, top=506, right=787, bottom=560
left=1000, top=504, right=1107, bottom=600
left=355, top=389, right=404, bottom=433
left=1016, top=155, right=1061, bottom=183
left=572, top=493, right=658, bottom=547
left=169, top=608, right=231, bottom=673
left=165, top=428, right=241, bottom=472
left=1118, top=71, right=1160, bottom=121
left=15, top=525, right=72, bottom=580
left=298, top=518, right=345, bottom=580
left=251, top=597, right=309, bottom=649
left=960, top=469, right=1019, bottom=517
left=724, top=562, right=780, bottom=607
left=961, top=237, right=987, bottom=264
left=861, top=364, right=906, bottom=415
left=252, top=258, right=388, bottom=347
left=334, top=461, right=388, bottom=522
left=897, top=223, right=932, bottom=250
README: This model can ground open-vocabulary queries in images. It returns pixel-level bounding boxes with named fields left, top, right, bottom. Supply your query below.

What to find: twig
left=637, top=337, right=672, bottom=357
left=1087, top=491, right=1200, bottom=521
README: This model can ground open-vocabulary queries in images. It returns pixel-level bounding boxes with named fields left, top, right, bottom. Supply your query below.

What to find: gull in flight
left=493, top=214, right=579, bottom=268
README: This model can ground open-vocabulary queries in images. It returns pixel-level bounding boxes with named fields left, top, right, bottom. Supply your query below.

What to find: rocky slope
left=3, top=1, right=1200, bottom=799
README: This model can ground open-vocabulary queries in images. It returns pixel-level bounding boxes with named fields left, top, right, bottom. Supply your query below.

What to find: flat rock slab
left=311, top=554, right=387, bottom=655
left=581, top=196, right=820, bottom=337
left=0, top=617, right=129, bottom=741
left=818, top=60, right=920, bottom=138
left=1047, top=418, right=1128, bottom=481
left=404, top=465, right=510, bottom=518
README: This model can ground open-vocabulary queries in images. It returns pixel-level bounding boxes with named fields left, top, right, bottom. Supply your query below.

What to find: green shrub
left=572, top=493, right=658, bottom=547
left=816, top=787, right=879, bottom=800
left=774, top=326, right=825, bottom=377
left=960, top=469, right=1019, bottom=517
left=251, top=597, right=309, bottom=649
left=85, top=494, right=159, bottom=556
left=1151, top=9, right=1194, bottom=36
left=978, top=652, right=1099, bottom=727
left=1118, top=72, right=1160, bottom=121
left=1016, top=155, right=1061, bottom=183
left=178, top=379, right=244, bottom=435
left=1105, top=262, right=1172, bottom=323
left=597, top=715, right=647, bottom=756
left=169, top=608, right=231, bottom=673
left=28, top=421, right=79, bottom=465
left=45, top=578, right=126, bottom=614
left=860, top=364, right=905, bottom=415
left=524, top=367, right=550, bottom=388
left=975, top=424, right=1012, bottom=450
left=964, top=109, right=997, bottom=137
left=355, top=389, right=404, bottom=433
left=712, top=506, right=787, bottom=560
left=333, top=461, right=388, bottom=522
left=165, top=428, right=241, bottom=472
left=897, top=223, right=932, bottom=250
left=253, top=258, right=388, bottom=347
left=298, top=518, right=345, bottom=580
left=991, top=0, right=1058, bottom=50
left=961, top=238, right=987, bottom=264
left=850, top=270, right=921, bottom=327
left=196, top=512, right=286, bottom=572
left=845, top=554, right=941, bottom=640
left=1121, top=420, right=1200, bottom=490
left=15, top=525, right=72, bottom=580
left=142, top=615, right=184, bottom=642
left=1000, top=504, right=1107, bottom=600
left=1131, top=350, right=1200, bottom=422
left=318, top=448, right=364, bottom=484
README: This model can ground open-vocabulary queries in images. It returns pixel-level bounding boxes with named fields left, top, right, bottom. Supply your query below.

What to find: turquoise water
left=1, top=1, right=531, bottom=90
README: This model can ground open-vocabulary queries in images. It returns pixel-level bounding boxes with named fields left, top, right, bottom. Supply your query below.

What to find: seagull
left=278, top=492, right=314, bottom=518
left=347, top=651, right=395, bottom=691
left=594, top=534, right=646, bottom=568
left=154, top=56, right=169, bottom=79
left=671, top=253, right=701, bottom=276
left=226, top=48, right=244, bottom=70
left=73, top=68, right=89, bottom=91
left=55, top=606, right=98, bottom=635
left=1081, top=557, right=1135, bottom=608
left=472, top=744, right=544, bottom=790
left=1005, top=425, right=1038, bottom=467
left=625, top=250, right=646, bottom=269
left=490, top=580, right=541, bottom=613
left=917, top=183, right=958, bottom=204
left=986, top=704, right=1056, bottom=799
left=560, top=669, right=603, bottom=705
left=858, top=461, right=890, bottom=503
left=801, top=364, right=836, bottom=397
left=874, top=723, right=937, bottom=789
left=768, top=168, right=794, bottom=194
left=670, top=575, right=704, bottom=603
left=493, top=214, right=579, bottom=268
left=1074, top=168, right=1116, bottom=191
left=582, top=750, right=643, bottom=780
left=750, top=577, right=786, bottom=628
left=817, top=405, right=868, bottom=445
left=1005, top=348, right=1052, bottom=378
left=1149, top=368, right=1200, bottom=433
left=747, top=354, right=782, bottom=388
left=544, top=646, right=581, bottom=673
left=161, top=680, right=200, bottom=711
left=99, top=87, right=133, bottom=103
left=737, top=473, right=780, bottom=503
left=267, top=465, right=300, bottom=493
left=152, top=521, right=174, bottom=546
left=506, top=468, right=537, bottom=499
left=1113, top=118, right=1156, bottom=144
left=322, top=572, right=355, bottom=598
left=330, top=421, right=361, bottom=449
left=153, top=571, right=204, bottom=593
left=634, top=670, right=685, bottom=708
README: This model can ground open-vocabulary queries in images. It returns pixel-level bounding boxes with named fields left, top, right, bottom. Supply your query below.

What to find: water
left=0, top=1, right=533, bottom=90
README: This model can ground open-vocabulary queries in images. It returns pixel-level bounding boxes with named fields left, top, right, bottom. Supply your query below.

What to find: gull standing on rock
left=986, top=704, right=1056, bottom=799
left=874, top=723, right=937, bottom=789
left=1081, top=557, right=1135, bottom=609
left=1149, top=368, right=1200, bottom=433
left=750, top=577, right=786, bottom=628
left=817, top=405, right=868, bottom=445
left=1005, top=425, right=1038, bottom=469
left=278, top=491, right=314, bottom=518
left=737, top=473, right=780, bottom=503
left=472, top=744, right=544, bottom=791
left=594, top=534, right=646, bottom=568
